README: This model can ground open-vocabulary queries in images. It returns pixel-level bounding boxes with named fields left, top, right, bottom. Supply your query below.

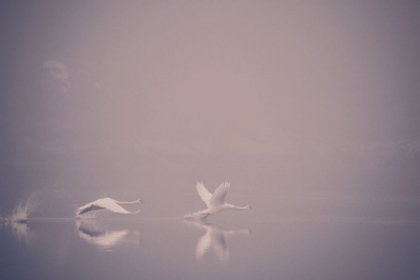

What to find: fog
left=1, top=1, right=420, bottom=218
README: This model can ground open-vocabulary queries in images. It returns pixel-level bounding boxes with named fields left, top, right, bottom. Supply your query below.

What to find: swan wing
left=78, top=198, right=108, bottom=215
left=196, top=182, right=212, bottom=207
left=90, top=198, right=131, bottom=214
left=100, top=201, right=134, bottom=214
left=209, top=182, right=230, bottom=207
left=77, top=198, right=140, bottom=215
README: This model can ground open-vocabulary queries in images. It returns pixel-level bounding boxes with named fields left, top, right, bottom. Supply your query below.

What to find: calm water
left=2, top=210, right=420, bottom=280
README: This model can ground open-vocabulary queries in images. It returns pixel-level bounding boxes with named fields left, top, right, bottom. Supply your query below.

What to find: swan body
left=185, top=182, right=251, bottom=220
left=77, top=197, right=142, bottom=217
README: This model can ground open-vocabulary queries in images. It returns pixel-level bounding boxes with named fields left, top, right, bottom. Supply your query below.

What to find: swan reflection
left=185, top=220, right=250, bottom=263
left=76, top=220, right=140, bottom=252
left=11, top=221, right=28, bottom=242
left=1, top=217, right=29, bottom=243
left=0, top=199, right=32, bottom=242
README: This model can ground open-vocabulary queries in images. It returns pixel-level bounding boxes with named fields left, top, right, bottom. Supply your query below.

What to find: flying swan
left=76, top=197, right=143, bottom=217
left=184, top=182, right=251, bottom=220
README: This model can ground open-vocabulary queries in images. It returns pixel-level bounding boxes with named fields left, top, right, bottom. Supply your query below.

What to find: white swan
left=185, top=182, right=251, bottom=220
left=77, top=197, right=142, bottom=217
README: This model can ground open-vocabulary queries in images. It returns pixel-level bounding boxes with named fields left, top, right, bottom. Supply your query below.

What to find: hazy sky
left=1, top=1, right=420, bottom=209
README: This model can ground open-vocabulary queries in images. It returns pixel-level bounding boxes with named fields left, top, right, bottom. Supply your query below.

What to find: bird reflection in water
left=0, top=199, right=32, bottom=243
left=185, top=220, right=250, bottom=263
left=10, top=221, right=28, bottom=243
left=1, top=215, right=29, bottom=243
left=76, top=219, right=140, bottom=252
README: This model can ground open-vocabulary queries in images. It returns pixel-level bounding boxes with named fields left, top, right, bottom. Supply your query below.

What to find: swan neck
left=226, top=204, right=248, bottom=210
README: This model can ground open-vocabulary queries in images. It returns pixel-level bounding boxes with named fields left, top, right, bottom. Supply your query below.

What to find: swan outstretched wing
left=78, top=199, right=131, bottom=215
left=100, top=201, right=134, bottom=214
left=209, top=182, right=230, bottom=207
left=196, top=182, right=212, bottom=207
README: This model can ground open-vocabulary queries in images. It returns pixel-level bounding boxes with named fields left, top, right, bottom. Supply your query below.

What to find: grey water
left=2, top=193, right=420, bottom=280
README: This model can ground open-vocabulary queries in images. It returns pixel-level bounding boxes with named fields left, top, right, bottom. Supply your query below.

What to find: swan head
left=136, top=199, right=143, bottom=204
left=245, top=205, right=252, bottom=210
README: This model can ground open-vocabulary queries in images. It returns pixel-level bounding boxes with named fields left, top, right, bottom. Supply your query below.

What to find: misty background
left=1, top=1, right=420, bottom=219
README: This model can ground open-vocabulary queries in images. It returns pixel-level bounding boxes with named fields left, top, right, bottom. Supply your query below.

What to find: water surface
left=2, top=204, right=420, bottom=280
